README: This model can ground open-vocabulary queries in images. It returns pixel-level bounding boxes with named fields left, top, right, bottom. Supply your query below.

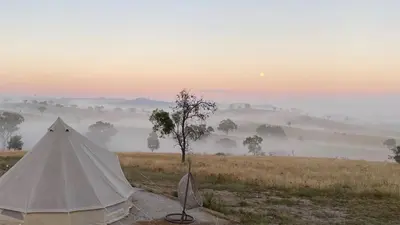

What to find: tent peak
left=48, top=117, right=71, bottom=132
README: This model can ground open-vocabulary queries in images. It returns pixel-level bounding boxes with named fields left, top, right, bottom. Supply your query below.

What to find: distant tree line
left=11, top=92, right=400, bottom=165
left=146, top=89, right=291, bottom=160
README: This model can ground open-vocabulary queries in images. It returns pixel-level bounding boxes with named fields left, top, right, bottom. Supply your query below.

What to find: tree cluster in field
left=215, top=119, right=266, bottom=155
left=0, top=111, right=25, bottom=150
left=7, top=135, right=23, bottom=150
left=145, top=89, right=400, bottom=160
left=149, top=89, right=218, bottom=162
left=383, top=138, right=400, bottom=163
left=17, top=97, right=232, bottom=120
left=256, top=124, right=286, bottom=138
left=21, top=99, right=140, bottom=116
left=243, top=135, right=264, bottom=156
left=216, top=138, right=237, bottom=149
left=38, top=106, right=47, bottom=115
left=147, top=89, right=273, bottom=162
left=217, top=119, right=237, bottom=134
left=6, top=92, right=400, bottom=164
left=147, top=132, right=160, bottom=152
left=86, top=121, right=118, bottom=148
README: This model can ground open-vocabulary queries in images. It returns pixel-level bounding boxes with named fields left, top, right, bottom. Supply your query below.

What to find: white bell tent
left=0, top=117, right=138, bottom=225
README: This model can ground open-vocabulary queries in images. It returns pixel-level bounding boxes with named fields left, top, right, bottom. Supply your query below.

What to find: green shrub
left=7, top=135, right=23, bottom=150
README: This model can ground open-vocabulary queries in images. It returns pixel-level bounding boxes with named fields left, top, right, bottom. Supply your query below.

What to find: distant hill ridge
left=4, top=95, right=279, bottom=109
left=117, top=97, right=172, bottom=106
left=30, top=97, right=173, bottom=106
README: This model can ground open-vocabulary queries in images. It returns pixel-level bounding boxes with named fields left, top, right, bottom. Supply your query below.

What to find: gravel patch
left=111, top=190, right=231, bottom=225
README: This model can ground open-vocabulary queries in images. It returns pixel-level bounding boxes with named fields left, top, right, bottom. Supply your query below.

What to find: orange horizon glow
left=2, top=63, right=399, bottom=97
left=1, top=1, right=399, bottom=98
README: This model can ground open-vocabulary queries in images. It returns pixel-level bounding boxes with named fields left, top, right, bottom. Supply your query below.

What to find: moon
left=260, top=72, right=265, bottom=77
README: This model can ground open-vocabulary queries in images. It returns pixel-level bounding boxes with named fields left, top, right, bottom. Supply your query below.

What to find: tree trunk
left=181, top=150, right=186, bottom=163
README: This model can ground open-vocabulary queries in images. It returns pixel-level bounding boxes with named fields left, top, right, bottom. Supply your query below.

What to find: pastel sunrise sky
left=1, top=0, right=399, bottom=99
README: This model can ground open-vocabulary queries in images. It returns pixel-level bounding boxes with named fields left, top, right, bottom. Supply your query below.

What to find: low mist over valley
left=0, top=94, right=399, bottom=162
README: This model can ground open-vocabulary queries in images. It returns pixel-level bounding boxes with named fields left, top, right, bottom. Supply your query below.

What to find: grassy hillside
left=1, top=151, right=399, bottom=224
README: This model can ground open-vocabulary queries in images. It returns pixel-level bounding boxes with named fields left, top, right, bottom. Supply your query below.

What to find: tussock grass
left=118, top=152, right=400, bottom=196
left=0, top=151, right=25, bottom=157
left=3, top=151, right=400, bottom=224
left=2, top=151, right=400, bottom=196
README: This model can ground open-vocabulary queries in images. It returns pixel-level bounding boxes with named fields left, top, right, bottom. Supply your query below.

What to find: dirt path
left=112, top=190, right=231, bottom=225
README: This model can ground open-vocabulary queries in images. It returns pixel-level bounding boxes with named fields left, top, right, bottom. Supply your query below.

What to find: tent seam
left=66, top=138, right=106, bottom=208
left=25, top=132, right=58, bottom=213
left=81, top=143, right=128, bottom=199
left=80, top=143, right=127, bottom=200
left=69, top=123, right=128, bottom=184
left=61, top=136, right=72, bottom=212
left=78, top=135, right=131, bottom=186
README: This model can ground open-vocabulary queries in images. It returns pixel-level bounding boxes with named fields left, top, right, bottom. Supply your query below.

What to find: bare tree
left=0, top=112, right=25, bottom=149
left=149, top=89, right=217, bottom=162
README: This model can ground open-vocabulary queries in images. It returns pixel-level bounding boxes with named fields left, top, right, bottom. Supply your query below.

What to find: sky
left=1, top=0, right=399, bottom=100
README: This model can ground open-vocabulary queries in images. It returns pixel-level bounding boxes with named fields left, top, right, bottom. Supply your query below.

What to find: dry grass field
left=119, top=152, right=400, bottom=195
left=1, top=151, right=400, bottom=224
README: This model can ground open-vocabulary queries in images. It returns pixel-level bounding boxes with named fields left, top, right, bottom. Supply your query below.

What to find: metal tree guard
left=164, top=160, right=196, bottom=224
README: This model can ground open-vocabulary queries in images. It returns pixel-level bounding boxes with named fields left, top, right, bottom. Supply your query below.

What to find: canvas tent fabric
left=177, top=173, right=202, bottom=210
left=0, top=117, right=138, bottom=225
